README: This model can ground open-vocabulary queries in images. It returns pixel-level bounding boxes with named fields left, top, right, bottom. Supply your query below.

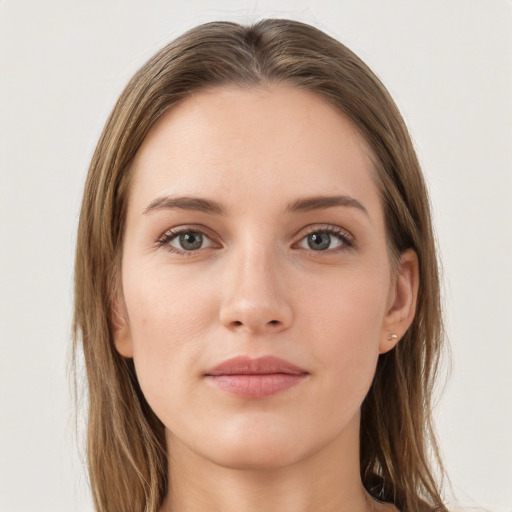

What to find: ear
left=379, top=249, right=419, bottom=354
left=111, top=292, right=134, bottom=358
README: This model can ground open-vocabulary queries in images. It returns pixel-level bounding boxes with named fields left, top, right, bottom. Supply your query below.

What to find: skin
left=113, top=84, right=418, bottom=512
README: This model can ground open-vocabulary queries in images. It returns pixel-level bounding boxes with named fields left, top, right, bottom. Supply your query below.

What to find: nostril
left=231, top=319, right=280, bottom=328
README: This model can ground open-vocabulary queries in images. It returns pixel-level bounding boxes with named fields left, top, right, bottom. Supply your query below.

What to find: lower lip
left=205, top=374, right=308, bottom=398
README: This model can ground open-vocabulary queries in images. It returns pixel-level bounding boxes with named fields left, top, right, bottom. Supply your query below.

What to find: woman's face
left=114, top=85, right=417, bottom=470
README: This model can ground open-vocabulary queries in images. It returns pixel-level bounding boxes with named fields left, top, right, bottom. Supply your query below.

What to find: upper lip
left=205, top=355, right=308, bottom=376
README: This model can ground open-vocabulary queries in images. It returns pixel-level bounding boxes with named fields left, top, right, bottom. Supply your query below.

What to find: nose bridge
left=219, top=236, right=292, bottom=333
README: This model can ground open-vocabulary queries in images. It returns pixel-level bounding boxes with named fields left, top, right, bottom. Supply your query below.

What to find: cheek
left=123, top=263, right=216, bottom=344
left=304, top=267, right=389, bottom=346
left=121, top=266, right=218, bottom=405
left=301, top=267, right=389, bottom=393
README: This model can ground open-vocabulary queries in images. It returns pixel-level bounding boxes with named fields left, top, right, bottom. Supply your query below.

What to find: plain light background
left=0, top=1, right=510, bottom=511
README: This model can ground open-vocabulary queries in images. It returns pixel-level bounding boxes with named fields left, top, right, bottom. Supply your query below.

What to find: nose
left=219, top=245, right=293, bottom=335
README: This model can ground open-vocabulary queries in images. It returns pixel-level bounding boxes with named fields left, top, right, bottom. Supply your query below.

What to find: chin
left=197, top=422, right=320, bottom=471
left=206, top=441, right=305, bottom=471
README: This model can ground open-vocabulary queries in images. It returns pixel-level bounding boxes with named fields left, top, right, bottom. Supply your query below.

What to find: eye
left=296, top=228, right=353, bottom=252
left=159, top=228, right=214, bottom=253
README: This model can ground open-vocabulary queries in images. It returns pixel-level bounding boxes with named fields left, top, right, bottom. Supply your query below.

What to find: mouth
left=204, top=355, right=309, bottom=399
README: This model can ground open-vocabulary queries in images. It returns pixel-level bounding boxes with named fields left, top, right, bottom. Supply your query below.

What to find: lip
left=204, top=355, right=309, bottom=399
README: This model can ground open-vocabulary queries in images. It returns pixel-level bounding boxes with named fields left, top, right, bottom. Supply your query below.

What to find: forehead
left=128, top=84, right=381, bottom=219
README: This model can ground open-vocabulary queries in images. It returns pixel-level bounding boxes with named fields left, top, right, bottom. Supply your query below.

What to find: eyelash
left=156, top=224, right=356, bottom=256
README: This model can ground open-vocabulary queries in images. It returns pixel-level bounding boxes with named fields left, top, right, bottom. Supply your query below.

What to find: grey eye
left=170, top=231, right=211, bottom=251
left=307, top=233, right=330, bottom=250
left=298, top=232, right=345, bottom=251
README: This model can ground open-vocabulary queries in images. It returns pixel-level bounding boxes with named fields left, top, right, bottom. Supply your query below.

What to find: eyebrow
left=143, top=196, right=226, bottom=215
left=143, top=194, right=368, bottom=217
left=285, top=195, right=368, bottom=216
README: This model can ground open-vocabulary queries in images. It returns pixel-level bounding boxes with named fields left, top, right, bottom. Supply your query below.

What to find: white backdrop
left=0, top=1, right=511, bottom=511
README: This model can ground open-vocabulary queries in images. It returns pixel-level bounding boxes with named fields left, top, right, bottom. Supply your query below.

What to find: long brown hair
left=73, top=19, right=447, bottom=512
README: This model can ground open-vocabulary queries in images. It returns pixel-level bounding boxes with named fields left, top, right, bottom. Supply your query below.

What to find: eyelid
left=156, top=224, right=221, bottom=254
left=156, top=223, right=356, bottom=255
left=293, top=224, right=356, bottom=251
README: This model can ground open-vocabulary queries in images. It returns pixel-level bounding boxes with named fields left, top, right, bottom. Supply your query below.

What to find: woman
left=73, top=19, right=447, bottom=512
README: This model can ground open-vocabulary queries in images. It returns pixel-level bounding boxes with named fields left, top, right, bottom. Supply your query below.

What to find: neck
left=159, top=413, right=393, bottom=512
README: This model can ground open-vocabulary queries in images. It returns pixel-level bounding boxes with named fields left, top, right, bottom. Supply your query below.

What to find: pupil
left=180, top=232, right=203, bottom=250
left=308, top=232, right=330, bottom=251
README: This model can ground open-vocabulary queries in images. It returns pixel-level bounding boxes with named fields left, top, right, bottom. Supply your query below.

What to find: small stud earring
left=388, top=333, right=398, bottom=341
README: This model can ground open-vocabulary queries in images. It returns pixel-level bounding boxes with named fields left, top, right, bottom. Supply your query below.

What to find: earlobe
left=111, top=294, right=134, bottom=358
left=379, top=249, right=419, bottom=354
